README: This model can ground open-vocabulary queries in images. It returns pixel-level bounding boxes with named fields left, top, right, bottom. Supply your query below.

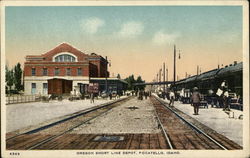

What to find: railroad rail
left=6, top=95, right=241, bottom=150
left=156, top=97, right=227, bottom=150
left=151, top=95, right=241, bottom=150
left=153, top=104, right=173, bottom=149
left=6, top=97, right=131, bottom=150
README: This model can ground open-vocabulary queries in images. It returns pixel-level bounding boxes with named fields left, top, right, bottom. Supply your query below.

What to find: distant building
left=23, top=43, right=126, bottom=95
left=90, top=77, right=128, bottom=94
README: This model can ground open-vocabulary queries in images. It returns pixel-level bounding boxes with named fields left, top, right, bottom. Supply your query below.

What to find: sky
left=5, top=6, right=243, bottom=82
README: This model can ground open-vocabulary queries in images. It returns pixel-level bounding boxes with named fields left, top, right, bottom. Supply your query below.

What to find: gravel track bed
left=71, top=97, right=161, bottom=134
left=36, top=107, right=113, bottom=134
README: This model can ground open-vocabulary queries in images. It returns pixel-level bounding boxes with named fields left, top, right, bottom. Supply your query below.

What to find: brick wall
left=24, top=62, right=89, bottom=77
left=24, top=43, right=108, bottom=78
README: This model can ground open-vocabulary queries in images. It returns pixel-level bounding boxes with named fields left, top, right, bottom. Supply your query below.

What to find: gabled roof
left=25, top=42, right=107, bottom=62
left=41, top=42, right=87, bottom=58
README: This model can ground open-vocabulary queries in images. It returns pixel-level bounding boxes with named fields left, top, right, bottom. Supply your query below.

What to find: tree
left=124, top=75, right=145, bottom=91
left=124, top=75, right=136, bottom=90
left=5, top=66, right=8, bottom=93
left=14, top=63, right=23, bottom=91
left=6, top=66, right=14, bottom=93
left=136, top=76, right=146, bottom=90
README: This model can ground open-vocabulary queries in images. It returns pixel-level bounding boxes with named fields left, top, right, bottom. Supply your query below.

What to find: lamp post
left=159, top=68, right=162, bottom=91
left=173, top=45, right=181, bottom=92
left=173, top=45, right=176, bottom=89
left=163, top=62, right=165, bottom=92
left=105, top=56, right=111, bottom=93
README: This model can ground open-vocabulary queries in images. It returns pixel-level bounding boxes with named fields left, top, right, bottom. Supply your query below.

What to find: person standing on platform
left=140, top=90, right=143, bottom=100
left=162, top=91, right=166, bottom=100
left=109, top=92, right=112, bottom=100
left=90, top=92, right=94, bottom=103
left=169, top=90, right=175, bottom=107
left=191, top=87, right=201, bottom=115
left=222, top=87, right=230, bottom=111
left=145, top=91, right=148, bottom=99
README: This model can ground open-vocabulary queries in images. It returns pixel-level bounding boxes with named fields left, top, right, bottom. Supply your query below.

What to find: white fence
left=6, top=95, right=40, bottom=105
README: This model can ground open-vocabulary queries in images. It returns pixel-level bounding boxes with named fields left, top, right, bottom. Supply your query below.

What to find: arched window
left=54, top=54, right=76, bottom=62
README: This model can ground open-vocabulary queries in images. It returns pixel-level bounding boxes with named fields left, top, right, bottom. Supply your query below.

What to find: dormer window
left=53, top=53, right=77, bottom=62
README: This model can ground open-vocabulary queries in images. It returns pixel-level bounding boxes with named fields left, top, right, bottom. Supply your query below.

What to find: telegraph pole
left=105, top=56, right=108, bottom=93
left=159, top=68, right=162, bottom=82
left=173, top=45, right=176, bottom=89
left=166, top=67, right=168, bottom=82
left=163, top=62, right=165, bottom=92
left=197, top=65, right=199, bottom=75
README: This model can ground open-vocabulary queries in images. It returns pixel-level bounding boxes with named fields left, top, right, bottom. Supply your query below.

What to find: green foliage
left=136, top=76, right=146, bottom=90
left=124, top=75, right=145, bottom=90
left=6, top=66, right=14, bottom=92
left=14, top=63, right=23, bottom=91
left=124, top=75, right=135, bottom=90
left=6, top=63, right=23, bottom=94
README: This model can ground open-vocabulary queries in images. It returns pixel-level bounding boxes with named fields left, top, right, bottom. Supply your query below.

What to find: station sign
left=88, top=83, right=99, bottom=93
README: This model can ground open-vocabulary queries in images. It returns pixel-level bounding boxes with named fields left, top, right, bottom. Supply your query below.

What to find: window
left=59, top=56, right=63, bottom=62
left=55, top=68, right=60, bottom=76
left=77, top=68, right=82, bottom=76
left=43, top=83, right=48, bottom=94
left=54, top=54, right=76, bottom=62
left=31, top=68, right=36, bottom=76
left=66, top=68, right=71, bottom=76
left=31, top=83, right=36, bottom=94
left=43, top=83, right=48, bottom=89
left=32, top=83, right=36, bottom=88
left=43, top=68, right=48, bottom=76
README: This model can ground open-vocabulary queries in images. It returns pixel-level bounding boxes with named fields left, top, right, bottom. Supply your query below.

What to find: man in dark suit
left=191, top=87, right=201, bottom=115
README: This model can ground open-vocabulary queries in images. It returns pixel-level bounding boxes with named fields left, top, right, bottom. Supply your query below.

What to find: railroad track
left=6, top=97, right=131, bottom=150
left=151, top=96, right=241, bottom=150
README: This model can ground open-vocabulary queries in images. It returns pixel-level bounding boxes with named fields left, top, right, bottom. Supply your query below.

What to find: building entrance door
left=48, top=78, right=72, bottom=94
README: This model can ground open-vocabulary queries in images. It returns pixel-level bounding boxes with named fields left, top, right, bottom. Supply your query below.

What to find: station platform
left=155, top=94, right=243, bottom=146
left=6, top=96, right=127, bottom=133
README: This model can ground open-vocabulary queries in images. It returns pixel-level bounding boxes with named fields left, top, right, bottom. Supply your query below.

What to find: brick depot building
left=24, top=43, right=123, bottom=95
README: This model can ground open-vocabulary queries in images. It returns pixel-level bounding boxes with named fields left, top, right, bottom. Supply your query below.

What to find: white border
left=1, top=1, right=249, bottom=158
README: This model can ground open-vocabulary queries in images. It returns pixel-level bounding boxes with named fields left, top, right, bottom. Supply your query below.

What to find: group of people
left=89, top=91, right=122, bottom=104
left=217, top=80, right=231, bottom=111
left=167, top=80, right=232, bottom=115
left=166, top=87, right=201, bottom=115
left=137, top=90, right=150, bottom=100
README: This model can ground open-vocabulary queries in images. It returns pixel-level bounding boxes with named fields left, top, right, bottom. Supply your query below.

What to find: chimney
left=234, top=61, right=237, bottom=65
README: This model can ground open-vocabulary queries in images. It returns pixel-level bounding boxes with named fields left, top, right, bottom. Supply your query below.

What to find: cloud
left=117, top=21, right=144, bottom=38
left=152, top=31, right=180, bottom=45
left=81, top=17, right=105, bottom=34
